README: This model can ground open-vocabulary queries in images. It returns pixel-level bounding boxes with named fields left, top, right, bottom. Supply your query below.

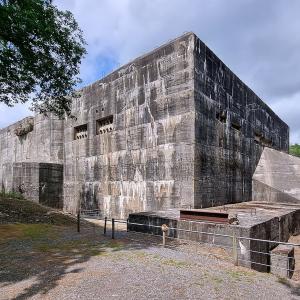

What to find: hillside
left=0, top=192, right=76, bottom=225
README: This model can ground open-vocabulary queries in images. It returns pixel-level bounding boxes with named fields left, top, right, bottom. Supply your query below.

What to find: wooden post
left=112, top=218, right=115, bottom=239
left=161, top=224, right=169, bottom=247
left=104, top=217, right=107, bottom=236
left=77, top=211, right=80, bottom=233
left=127, top=218, right=129, bottom=232
left=163, top=231, right=166, bottom=247
left=232, top=232, right=238, bottom=266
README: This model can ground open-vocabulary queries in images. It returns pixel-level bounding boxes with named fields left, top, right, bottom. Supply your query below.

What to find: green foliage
left=290, top=144, right=300, bottom=157
left=0, top=0, right=86, bottom=117
left=0, top=190, right=24, bottom=199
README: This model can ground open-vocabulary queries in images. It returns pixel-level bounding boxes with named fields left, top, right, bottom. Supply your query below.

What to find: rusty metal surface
left=180, top=209, right=229, bottom=223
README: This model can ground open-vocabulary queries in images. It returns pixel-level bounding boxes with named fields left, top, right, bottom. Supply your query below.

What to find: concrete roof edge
left=79, top=31, right=195, bottom=92
left=0, top=115, right=34, bottom=133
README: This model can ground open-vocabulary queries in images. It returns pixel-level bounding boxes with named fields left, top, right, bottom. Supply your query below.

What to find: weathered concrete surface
left=193, top=36, right=289, bottom=208
left=63, top=32, right=289, bottom=218
left=128, top=201, right=300, bottom=272
left=253, top=148, right=300, bottom=203
left=11, top=162, right=63, bottom=208
left=271, top=244, right=295, bottom=278
left=0, top=115, right=64, bottom=207
left=0, top=32, right=290, bottom=217
left=63, top=33, right=196, bottom=216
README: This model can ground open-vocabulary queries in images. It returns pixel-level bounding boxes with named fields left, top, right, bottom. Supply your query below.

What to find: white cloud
left=1, top=0, right=300, bottom=144
left=271, top=93, right=300, bottom=144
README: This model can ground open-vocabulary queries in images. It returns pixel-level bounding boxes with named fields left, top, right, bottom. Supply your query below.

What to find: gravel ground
left=1, top=222, right=300, bottom=300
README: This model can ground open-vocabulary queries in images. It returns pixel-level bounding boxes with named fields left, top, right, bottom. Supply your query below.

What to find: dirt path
left=0, top=223, right=299, bottom=300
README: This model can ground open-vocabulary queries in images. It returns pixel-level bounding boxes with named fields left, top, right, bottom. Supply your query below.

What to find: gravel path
left=1, top=223, right=300, bottom=300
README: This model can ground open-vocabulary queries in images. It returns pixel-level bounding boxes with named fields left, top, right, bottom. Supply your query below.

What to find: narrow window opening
left=74, top=124, right=88, bottom=140
left=96, top=115, right=114, bottom=135
left=231, top=122, right=241, bottom=131
left=262, top=137, right=272, bottom=147
left=254, top=131, right=262, bottom=144
left=216, top=110, right=227, bottom=123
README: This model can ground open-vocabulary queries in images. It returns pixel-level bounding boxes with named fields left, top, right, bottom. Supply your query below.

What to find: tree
left=290, top=144, right=300, bottom=158
left=0, top=0, right=86, bottom=117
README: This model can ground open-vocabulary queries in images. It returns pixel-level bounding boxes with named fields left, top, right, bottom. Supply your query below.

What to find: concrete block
left=271, top=244, right=295, bottom=278
left=253, top=148, right=300, bottom=204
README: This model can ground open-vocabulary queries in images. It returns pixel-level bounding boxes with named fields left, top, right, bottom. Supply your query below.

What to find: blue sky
left=0, top=0, right=299, bottom=144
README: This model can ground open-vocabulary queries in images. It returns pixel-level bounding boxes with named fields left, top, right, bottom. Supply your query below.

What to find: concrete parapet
left=271, top=244, right=295, bottom=278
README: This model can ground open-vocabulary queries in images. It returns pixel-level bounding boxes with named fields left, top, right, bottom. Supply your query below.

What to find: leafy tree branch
left=0, top=0, right=86, bottom=116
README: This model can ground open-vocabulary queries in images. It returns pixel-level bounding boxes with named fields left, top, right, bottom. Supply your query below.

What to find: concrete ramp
left=253, top=148, right=300, bottom=203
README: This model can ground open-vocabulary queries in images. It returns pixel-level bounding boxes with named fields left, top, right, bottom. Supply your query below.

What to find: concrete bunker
left=0, top=32, right=291, bottom=219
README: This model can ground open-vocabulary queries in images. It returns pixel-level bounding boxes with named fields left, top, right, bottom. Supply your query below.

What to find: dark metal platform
left=180, top=209, right=229, bottom=223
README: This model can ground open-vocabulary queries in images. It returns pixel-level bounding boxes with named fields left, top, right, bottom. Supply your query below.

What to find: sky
left=0, top=0, right=299, bottom=144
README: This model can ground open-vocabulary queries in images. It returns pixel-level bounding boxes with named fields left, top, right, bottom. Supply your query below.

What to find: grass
left=0, top=223, right=125, bottom=257
left=0, top=223, right=53, bottom=241
left=23, top=224, right=53, bottom=239
left=0, top=194, right=76, bottom=225
left=104, top=240, right=125, bottom=251
left=226, top=269, right=255, bottom=282
left=0, top=190, right=24, bottom=199
left=126, top=251, right=191, bottom=268
left=161, top=258, right=190, bottom=268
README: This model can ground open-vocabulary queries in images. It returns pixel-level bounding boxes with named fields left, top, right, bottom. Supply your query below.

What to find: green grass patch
left=226, top=269, right=254, bottom=281
left=0, top=223, right=61, bottom=243
left=162, top=258, right=190, bottom=268
left=0, top=194, right=76, bottom=225
left=106, top=240, right=124, bottom=251
left=22, top=224, right=52, bottom=239
left=0, top=190, right=24, bottom=199
left=212, top=276, right=223, bottom=284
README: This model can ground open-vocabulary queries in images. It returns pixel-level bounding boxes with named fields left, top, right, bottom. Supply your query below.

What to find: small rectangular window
left=262, top=137, right=272, bottom=147
left=74, top=124, right=88, bottom=140
left=231, top=122, right=241, bottom=131
left=254, top=132, right=262, bottom=143
left=96, top=115, right=113, bottom=135
left=216, top=110, right=227, bottom=123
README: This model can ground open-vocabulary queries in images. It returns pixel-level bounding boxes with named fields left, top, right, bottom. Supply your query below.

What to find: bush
left=290, top=144, right=300, bottom=158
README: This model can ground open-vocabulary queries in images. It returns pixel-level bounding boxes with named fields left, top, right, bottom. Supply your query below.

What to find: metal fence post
left=104, top=216, right=107, bottom=236
left=232, top=232, right=238, bottom=266
left=112, top=218, right=115, bottom=239
left=77, top=211, right=80, bottom=233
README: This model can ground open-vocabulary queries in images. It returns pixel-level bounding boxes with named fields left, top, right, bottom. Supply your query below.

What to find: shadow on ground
left=277, top=277, right=300, bottom=297
left=0, top=223, right=151, bottom=300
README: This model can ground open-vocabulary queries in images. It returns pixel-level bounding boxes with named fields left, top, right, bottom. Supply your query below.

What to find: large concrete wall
left=253, top=148, right=300, bottom=203
left=0, top=114, right=64, bottom=207
left=11, top=162, right=63, bottom=208
left=64, top=33, right=196, bottom=217
left=193, top=34, right=289, bottom=208
left=0, top=32, right=290, bottom=217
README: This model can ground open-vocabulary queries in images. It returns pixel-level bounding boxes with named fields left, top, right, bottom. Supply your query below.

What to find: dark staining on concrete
left=0, top=115, right=64, bottom=208
left=0, top=32, right=289, bottom=218
left=193, top=35, right=288, bottom=209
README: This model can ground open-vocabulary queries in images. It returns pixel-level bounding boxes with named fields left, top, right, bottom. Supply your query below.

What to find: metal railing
left=78, top=211, right=299, bottom=278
